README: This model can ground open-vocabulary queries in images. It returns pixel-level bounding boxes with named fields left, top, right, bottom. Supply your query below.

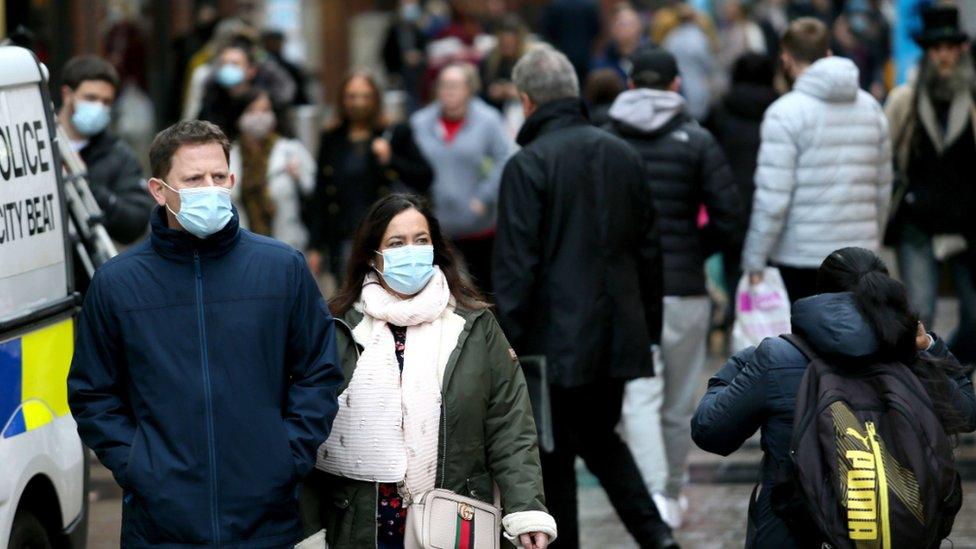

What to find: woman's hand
left=519, top=532, right=549, bottom=549
left=306, top=249, right=322, bottom=277
left=286, top=155, right=302, bottom=180
left=916, top=321, right=933, bottom=351
left=372, top=137, right=393, bottom=165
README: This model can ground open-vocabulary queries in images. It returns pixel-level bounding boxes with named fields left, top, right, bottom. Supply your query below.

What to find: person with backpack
left=691, top=247, right=976, bottom=548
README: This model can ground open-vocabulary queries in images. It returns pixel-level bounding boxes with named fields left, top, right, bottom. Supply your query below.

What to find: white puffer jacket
left=741, top=57, right=892, bottom=271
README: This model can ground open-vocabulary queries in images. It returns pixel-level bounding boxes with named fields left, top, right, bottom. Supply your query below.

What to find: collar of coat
left=149, top=205, right=242, bottom=261
left=78, top=129, right=120, bottom=164
left=516, top=97, right=590, bottom=147
left=917, top=85, right=974, bottom=154
left=339, top=305, right=489, bottom=390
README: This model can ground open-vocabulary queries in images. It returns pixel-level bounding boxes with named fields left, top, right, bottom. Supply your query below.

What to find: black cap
left=629, top=46, right=678, bottom=89
left=915, top=6, right=968, bottom=48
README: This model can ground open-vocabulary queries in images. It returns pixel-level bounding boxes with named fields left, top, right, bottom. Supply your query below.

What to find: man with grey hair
left=494, top=45, right=678, bottom=549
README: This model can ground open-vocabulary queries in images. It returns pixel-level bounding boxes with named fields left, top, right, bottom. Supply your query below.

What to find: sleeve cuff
left=502, top=510, right=557, bottom=546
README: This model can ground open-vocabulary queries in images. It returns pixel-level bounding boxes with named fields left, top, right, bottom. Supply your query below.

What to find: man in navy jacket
left=68, top=120, right=343, bottom=547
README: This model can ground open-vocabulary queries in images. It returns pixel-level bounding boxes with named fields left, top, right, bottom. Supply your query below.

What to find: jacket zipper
left=194, top=251, right=221, bottom=546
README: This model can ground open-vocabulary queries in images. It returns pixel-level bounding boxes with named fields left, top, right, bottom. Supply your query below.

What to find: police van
left=0, top=46, right=88, bottom=548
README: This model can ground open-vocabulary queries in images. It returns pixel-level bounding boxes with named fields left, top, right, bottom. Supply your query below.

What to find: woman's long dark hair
left=329, top=194, right=488, bottom=316
left=817, top=247, right=970, bottom=434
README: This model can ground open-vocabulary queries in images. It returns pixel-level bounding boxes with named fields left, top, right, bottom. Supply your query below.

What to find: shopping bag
left=519, top=355, right=554, bottom=454
left=731, top=268, right=791, bottom=352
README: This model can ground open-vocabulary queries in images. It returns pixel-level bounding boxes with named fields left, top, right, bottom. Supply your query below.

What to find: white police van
left=0, top=45, right=88, bottom=549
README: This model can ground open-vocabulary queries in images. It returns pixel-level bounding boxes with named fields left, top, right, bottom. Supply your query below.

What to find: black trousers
left=773, top=264, right=820, bottom=304
left=542, top=378, right=669, bottom=548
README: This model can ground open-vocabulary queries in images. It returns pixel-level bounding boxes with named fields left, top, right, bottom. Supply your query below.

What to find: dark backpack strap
left=779, top=334, right=819, bottom=363
left=745, top=482, right=761, bottom=548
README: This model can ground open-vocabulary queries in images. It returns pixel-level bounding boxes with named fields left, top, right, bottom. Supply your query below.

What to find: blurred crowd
left=37, top=0, right=976, bottom=546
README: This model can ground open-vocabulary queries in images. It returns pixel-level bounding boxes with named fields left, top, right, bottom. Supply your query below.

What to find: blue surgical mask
left=159, top=180, right=234, bottom=239
left=71, top=100, right=111, bottom=136
left=216, top=63, right=246, bottom=88
left=375, top=245, right=435, bottom=295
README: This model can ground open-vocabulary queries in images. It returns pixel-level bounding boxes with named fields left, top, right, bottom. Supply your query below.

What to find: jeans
left=897, top=223, right=976, bottom=363
left=621, top=296, right=710, bottom=498
left=542, top=378, right=670, bottom=548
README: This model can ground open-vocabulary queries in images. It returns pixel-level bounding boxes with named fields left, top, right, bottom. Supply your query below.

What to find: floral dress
left=377, top=325, right=408, bottom=548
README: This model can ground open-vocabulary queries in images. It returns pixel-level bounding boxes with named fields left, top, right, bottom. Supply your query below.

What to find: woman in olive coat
left=300, top=194, right=556, bottom=549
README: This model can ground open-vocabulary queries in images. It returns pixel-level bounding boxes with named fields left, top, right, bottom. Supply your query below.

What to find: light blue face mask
left=159, top=180, right=234, bottom=239
left=375, top=245, right=435, bottom=295
left=71, top=100, right=111, bottom=136
left=216, top=63, right=246, bottom=88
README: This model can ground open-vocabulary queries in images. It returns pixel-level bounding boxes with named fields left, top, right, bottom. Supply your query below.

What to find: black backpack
left=772, top=334, right=962, bottom=549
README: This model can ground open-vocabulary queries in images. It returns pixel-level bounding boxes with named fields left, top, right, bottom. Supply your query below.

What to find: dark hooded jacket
left=80, top=130, right=154, bottom=244
left=68, top=207, right=344, bottom=547
left=493, top=98, right=663, bottom=387
left=607, top=88, right=744, bottom=296
left=708, top=82, right=778, bottom=221
left=691, top=293, right=976, bottom=548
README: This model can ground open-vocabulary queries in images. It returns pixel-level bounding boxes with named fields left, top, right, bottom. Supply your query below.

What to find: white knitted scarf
left=318, top=268, right=449, bottom=499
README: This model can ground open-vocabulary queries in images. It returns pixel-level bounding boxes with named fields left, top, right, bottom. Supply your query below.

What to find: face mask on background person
left=375, top=245, right=435, bottom=295
left=239, top=110, right=276, bottom=139
left=71, top=100, right=111, bottom=136
left=400, top=2, right=422, bottom=22
left=216, top=63, right=246, bottom=88
left=158, top=179, right=234, bottom=238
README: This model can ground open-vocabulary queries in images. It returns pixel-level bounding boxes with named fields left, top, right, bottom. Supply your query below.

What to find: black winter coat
left=309, top=122, right=433, bottom=251
left=609, top=98, right=744, bottom=296
left=493, top=98, right=663, bottom=388
left=691, top=293, right=976, bottom=548
left=707, top=83, right=778, bottom=222
left=80, top=131, right=154, bottom=244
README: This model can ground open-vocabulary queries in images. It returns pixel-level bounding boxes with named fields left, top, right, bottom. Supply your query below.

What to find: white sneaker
left=652, top=493, right=683, bottom=529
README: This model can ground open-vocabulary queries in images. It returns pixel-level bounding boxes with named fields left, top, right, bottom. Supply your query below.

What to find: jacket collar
left=516, top=97, right=589, bottom=147
left=78, top=130, right=116, bottom=162
left=917, top=85, right=974, bottom=154
left=149, top=205, right=242, bottom=261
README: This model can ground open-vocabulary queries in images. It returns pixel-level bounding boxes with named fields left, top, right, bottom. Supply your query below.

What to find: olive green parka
left=299, top=306, right=549, bottom=548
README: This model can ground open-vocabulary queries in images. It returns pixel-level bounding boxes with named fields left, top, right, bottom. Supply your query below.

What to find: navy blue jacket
left=68, top=208, right=343, bottom=547
left=691, top=293, right=976, bottom=548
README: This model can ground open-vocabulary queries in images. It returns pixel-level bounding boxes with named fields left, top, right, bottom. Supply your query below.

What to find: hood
left=794, top=57, right=861, bottom=103
left=790, top=292, right=879, bottom=361
left=723, top=83, right=778, bottom=120
left=608, top=89, right=686, bottom=134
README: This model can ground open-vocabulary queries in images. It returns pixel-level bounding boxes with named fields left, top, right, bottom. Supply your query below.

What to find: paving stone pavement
left=85, top=299, right=976, bottom=547
left=576, top=469, right=976, bottom=549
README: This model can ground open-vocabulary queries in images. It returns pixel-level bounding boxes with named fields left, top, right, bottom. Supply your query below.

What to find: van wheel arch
left=11, top=475, right=63, bottom=548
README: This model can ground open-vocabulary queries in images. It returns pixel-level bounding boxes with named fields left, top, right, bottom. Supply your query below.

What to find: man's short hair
left=62, top=55, right=120, bottom=91
left=149, top=121, right=230, bottom=180
left=512, top=45, right=580, bottom=106
left=781, top=17, right=830, bottom=64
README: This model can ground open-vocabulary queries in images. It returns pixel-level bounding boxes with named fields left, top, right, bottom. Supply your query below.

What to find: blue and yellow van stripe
left=0, top=319, right=73, bottom=438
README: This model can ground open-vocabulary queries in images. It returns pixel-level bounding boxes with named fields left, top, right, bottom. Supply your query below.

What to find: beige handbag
left=404, top=489, right=501, bottom=549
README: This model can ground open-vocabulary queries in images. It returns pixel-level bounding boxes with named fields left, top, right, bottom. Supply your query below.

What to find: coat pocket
left=466, top=472, right=494, bottom=503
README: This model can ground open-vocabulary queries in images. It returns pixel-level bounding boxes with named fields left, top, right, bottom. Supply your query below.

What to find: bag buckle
left=458, top=503, right=474, bottom=521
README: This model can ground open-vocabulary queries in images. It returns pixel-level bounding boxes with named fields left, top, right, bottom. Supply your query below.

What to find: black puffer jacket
left=608, top=89, right=744, bottom=296
left=80, top=131, right=154, bottom=244
left=493, top=98, right=663, bottom=388
left=707, top=83, right=778, bottom=221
